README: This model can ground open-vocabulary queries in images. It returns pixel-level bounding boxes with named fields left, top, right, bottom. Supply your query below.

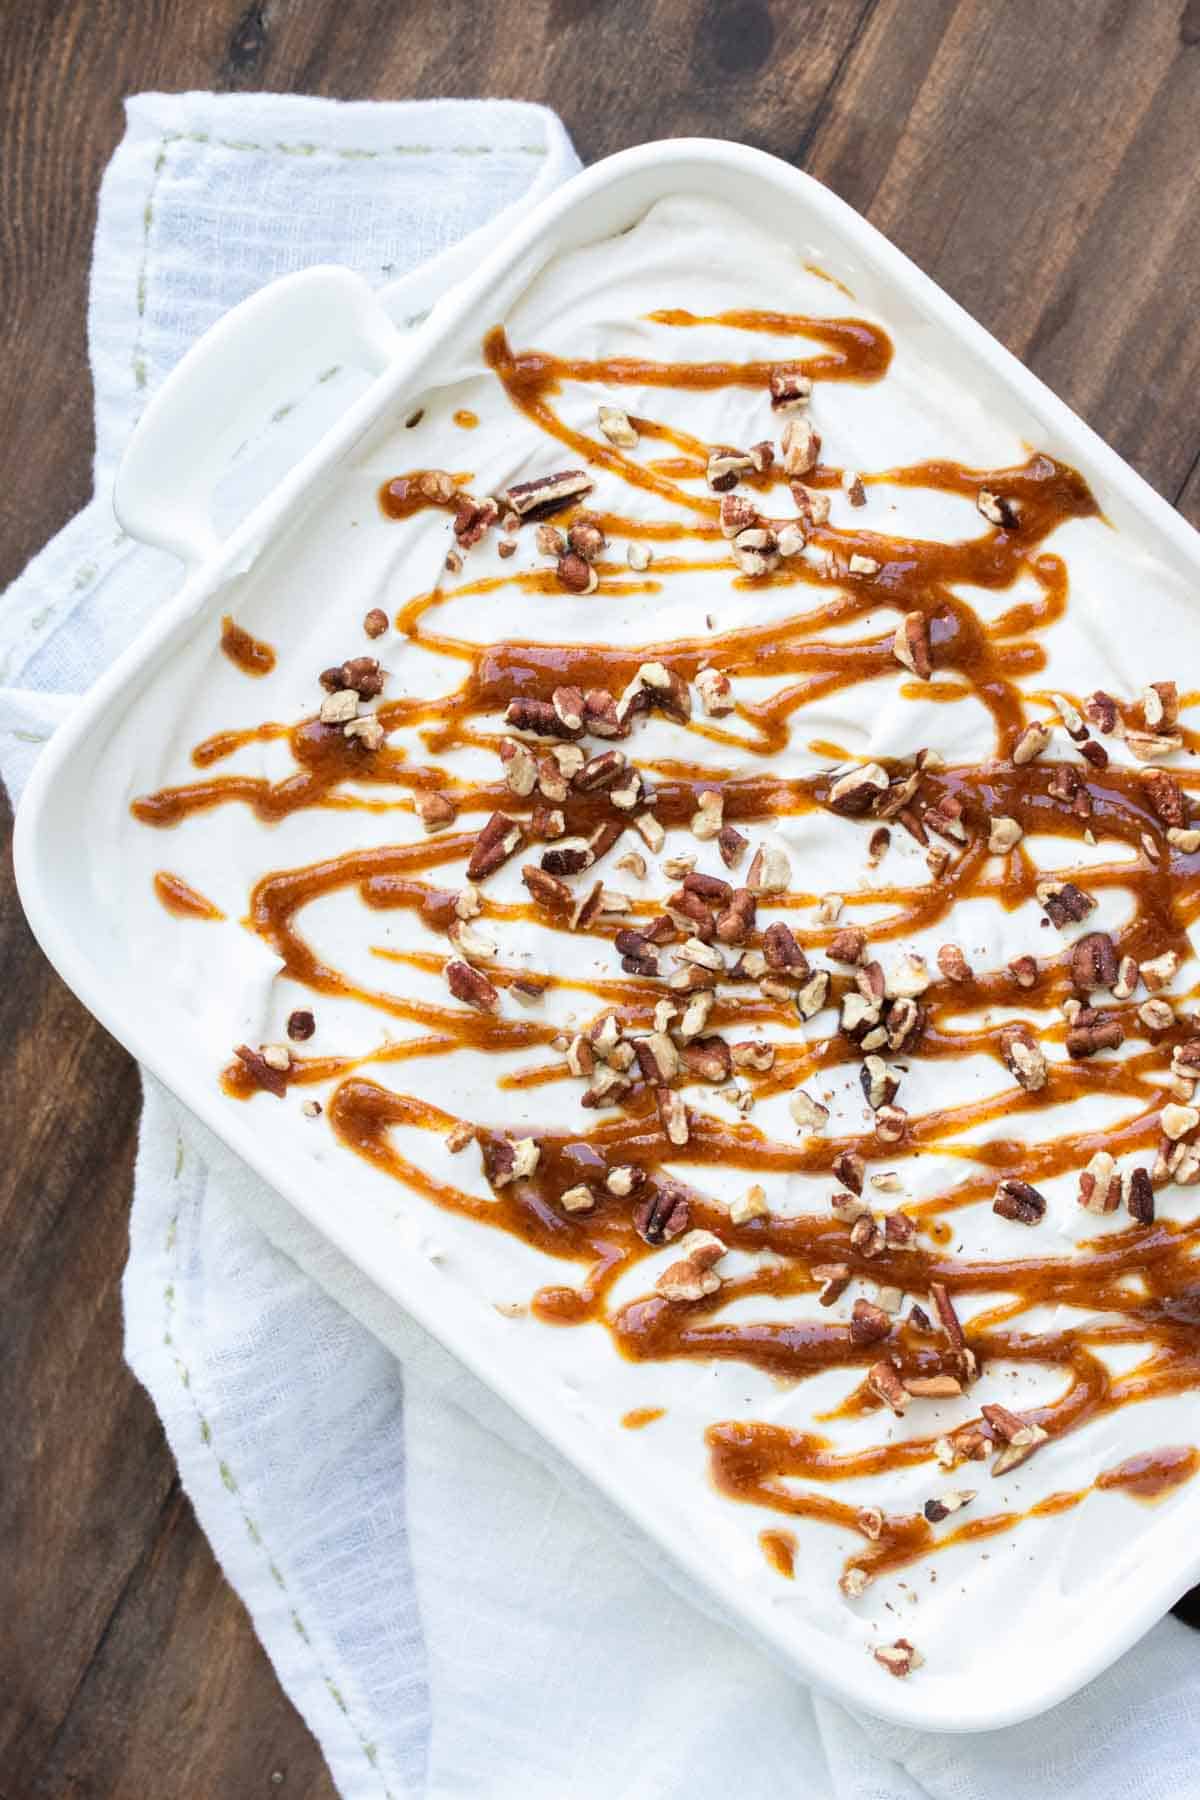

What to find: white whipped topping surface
left=97, top=195, right=1200, bottom=1709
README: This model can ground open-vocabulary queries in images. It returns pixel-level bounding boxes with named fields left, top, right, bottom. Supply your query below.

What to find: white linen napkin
left=4, top=90, right=1200, bottom=1800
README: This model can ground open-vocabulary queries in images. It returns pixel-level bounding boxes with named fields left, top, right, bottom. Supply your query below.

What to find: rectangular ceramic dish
left=16, top=140, right=1200, bottom=1732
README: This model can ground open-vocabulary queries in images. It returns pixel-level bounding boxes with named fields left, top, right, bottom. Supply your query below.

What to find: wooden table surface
left=4, top=1, right=1200, bottom=1792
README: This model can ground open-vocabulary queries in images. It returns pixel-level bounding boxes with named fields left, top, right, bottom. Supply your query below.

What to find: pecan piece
left=1070, top=931, right=1119, bottom=992
left=634, top=1183, right=690, bottom=1245
left=992, top=1178, right=1047, bottom=1225
left=446, top=959, right=500, bottom=1013
left=1142, top=766, right=1187, bottom=828
left=977, top=488, right=1020, bottom=528
left=1066, top=1011, right=1125, bottom=1059
left=503, top=469, right=594, bottom=518
left=1001, top=1023, right=1047, bottom=1092
left=768, top=365, right=812, bottom=411
left=466, top=811, right=523, bottom=881
left=867, top=1361, right=910, bottom=1416
left=234, top=1043, right=288, bottom=1099
left=1037, top=880, right=1096, bottom=927
left=850, top=1299, right=893, bottom=1345
left=893, top=612, right=932, bottom=679
left=504, top=697, right=581, bottom=741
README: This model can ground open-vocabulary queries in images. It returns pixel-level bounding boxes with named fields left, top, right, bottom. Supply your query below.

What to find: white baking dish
left=15, top=140, right=1200, bottom=1733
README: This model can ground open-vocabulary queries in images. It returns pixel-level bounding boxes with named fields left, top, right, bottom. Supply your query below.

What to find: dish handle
left=113, top=266, right=402, bottom=568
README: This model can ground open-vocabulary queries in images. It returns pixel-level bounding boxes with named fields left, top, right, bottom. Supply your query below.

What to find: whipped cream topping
left=110, top=195, right=1200, bottom=1699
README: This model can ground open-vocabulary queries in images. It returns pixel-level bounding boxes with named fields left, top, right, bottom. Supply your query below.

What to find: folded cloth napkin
left=5, top=90, right=1200, bottom=1800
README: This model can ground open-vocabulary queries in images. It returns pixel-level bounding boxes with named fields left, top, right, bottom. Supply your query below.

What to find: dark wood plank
left=3, top=1, right=1200, bottom=1793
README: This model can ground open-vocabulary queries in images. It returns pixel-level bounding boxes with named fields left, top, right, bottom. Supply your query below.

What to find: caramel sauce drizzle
left=220, top=614, right=276, bottom=677
left=132, top=302, right=1200, bottom=1586
left=152, top=870, right=224, bottom=921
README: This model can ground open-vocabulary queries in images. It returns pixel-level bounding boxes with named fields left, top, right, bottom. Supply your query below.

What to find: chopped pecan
left=1001, top=1023, right=1047, bottom=1092
left=769, top=365, right=812, bottom=411
left=762, top=921, right=809, bottom=974
left=503, top=469, right=594, bottom=518
left=1008, top=955, right=1040, bottom=991
left=597, top=403, right=639, bottom=448
left=828, top=763, right=889, bottom=815
left=1077, top=1149, right=1121, bottom=1213
left=812, top=1262, right=851, bottom=1304
left=977, top=488, right=1020, bottom=528
left=466, top=812, right=523, bottom=881
left=656, top=1087, right=689, bottom=1146
left=1082, top=689, right=1119, bottom=734
left=634, top=1183, right=690, bottom=1245
left=923, top=1489, right=975, bottom=1524
left=557, top=550, right=598, bottom=594
left=893, top=612, right=933, bottom=679
left=683, top=1036, right=733, bottom=1083
left=1037, top=880, right=1096, bottom=927
left=1071, top=931, right=1120, bottom=991
left=825, top=927, right=864, bottom=966
left=993, top=1178, right=1047, bottom=1225
left=707, top=446, right=755, bottom=492
left=1066, top=1011, right=1124, bottom=1059
left=1141, top=949, right=1181, bottom=992
left=929, top=1281, right=966, bottom=1350
left=937, top=943, right=972, bottom=983
left=540, top=837, right=595, bottom=877
left=1012, top=721, right=1051, bottom=765
left=500, top=737, right=538, bottom=797
left=1127, top=1166, right=1155, bottom=1224
left=695, top=666, right=735, bottom=716
left=504, top=697, right=581, bottom=740
left=833, top=1149, right=865, bottom=1195
left=614, top=928, right=660, bottom=976
left=851, top=1299, right=893, bottom=1345
left=1141, top=766, right=1187, bottom=828
left=867, top=1361, right=910, bottom=1416
left=234, top=1043, right=288, bottom=1099
left=780, top=417, right=820, bottom=476
left=860, top=1055, right=901, bottom=1110
left=446, top=959, right=500, bottom=1012
left=415, top=791, right=457, bottom=833
left=731, top=525, right=779, bottom=578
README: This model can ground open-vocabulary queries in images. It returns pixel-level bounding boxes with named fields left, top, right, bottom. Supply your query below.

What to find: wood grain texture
left=3, top=1, right=1199, bottom=1791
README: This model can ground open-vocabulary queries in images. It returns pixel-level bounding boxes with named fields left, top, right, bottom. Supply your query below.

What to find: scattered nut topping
left=363, top=607, right=388, bottom=639
left=977, top=488, right=1020, bottom=529
left=769, top=365, right=812, bottom=411
left=503, top=469, right=594, bottom=518
left=691, top=789, right=725, bottom=839
left=874, top=1638, right=924, bottom=1679
left=850, top=1298, right=893, bottom=1345
left=627, top=541, right=652, bottom=572
left=597, top=403, right=639, bottom=448
left=993, top=1178, right=1047, bottom=1225
left=828, top=762, right=889, bottom=815
left=1077, top=1149, right=1121, bottom=1213
left=444, top=1121, right=475, bottom=1154
left=730, top=1184, right=769, bottom=1224
left=987, top=814, right=1023, bottom=853
left=1037, top=880, right=1096, bottom=928
left=320, top=688, right=360, bottom=725
left=467, top=812, right=524, bottom=881
left=446, top=959, right=500, bottom=1013
left=1141, top=949, right=1181, bottom=991
left=778, top=415, right=821, bottom=477
left=937, top=943, right=972, bottom=983
left=1012, top=721, right=1051, bottom=764
left=867, top=1361, right=910, bottom=1416
left=696, top=667, right=735, bottom=716
left=923, top=1489, right=976, bottom=1524
left=789, top=1089, right=830, bottom=1131
left=1001, top=1024, right=1048, bottom=1092
left=892, top=612, right=932, bottom=679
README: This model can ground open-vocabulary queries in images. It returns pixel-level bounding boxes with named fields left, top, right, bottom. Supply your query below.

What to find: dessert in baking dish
left=128, top=196, right=1200, bottom=1678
